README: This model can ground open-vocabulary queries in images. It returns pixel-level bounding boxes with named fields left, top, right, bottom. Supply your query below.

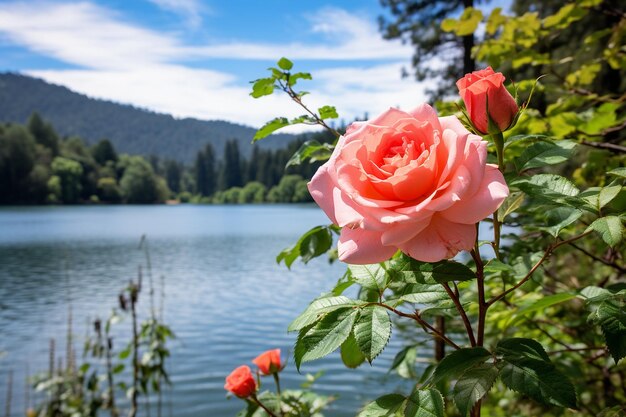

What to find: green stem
left=251, top=395, right=279, bottom=417
left=273, top=372, right=283, bottom=416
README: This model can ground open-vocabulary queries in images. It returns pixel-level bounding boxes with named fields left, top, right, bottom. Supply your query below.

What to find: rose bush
left=252, top=349, right=282, bottom=375
left=224, top=365, right=256, bottom=398
left=456, top=66, right=519, bottom=134
left=307, top=103, right=509, bottom=264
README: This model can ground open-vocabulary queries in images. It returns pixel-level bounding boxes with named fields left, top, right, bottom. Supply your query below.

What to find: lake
left=0, top=205, right=420, bottom=416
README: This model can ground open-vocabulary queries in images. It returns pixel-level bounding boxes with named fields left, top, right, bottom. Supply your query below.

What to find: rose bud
left=224, top=365, right=257, bottom=398
left=253, top=349, right=282, bottom=375
left=456, top=66, right=519, bottom=135
left=308, top=103, right=508, bottom=264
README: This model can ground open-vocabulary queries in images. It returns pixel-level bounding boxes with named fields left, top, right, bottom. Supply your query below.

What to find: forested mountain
left=0, top=72, right=298, bottom=163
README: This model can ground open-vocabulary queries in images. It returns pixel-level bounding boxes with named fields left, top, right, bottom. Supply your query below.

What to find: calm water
left=0, top=205, right=419, bottom=416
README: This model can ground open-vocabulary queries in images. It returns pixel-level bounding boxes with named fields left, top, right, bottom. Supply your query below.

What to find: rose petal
left=440, top=164, right=509, bottom=224
left=399, top=216, right=477, bottom=262
left=338, top=227, right=397, bottom=264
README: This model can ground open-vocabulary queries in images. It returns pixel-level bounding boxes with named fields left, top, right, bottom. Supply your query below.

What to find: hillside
left=0, top=72, right=299, bottom=163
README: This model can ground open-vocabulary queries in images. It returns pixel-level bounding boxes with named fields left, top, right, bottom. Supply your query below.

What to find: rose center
left=379, top=136, right=429, bottom=176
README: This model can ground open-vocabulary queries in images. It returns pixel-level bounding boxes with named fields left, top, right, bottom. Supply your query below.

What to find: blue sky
left=0, top=0, right=507, bottom=130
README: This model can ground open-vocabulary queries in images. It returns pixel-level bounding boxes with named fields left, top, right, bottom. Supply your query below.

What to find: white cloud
left=0, top=1, right=424, bottom=130
left=147, top=0, right=205, bottom=28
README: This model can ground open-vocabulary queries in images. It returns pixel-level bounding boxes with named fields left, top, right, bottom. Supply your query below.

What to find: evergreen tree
left=164, top=159, right=182, bottom=194
left=27, top=112, right=60, bottom=156
left=194, top=143, right=216, bottom=196
left=220, top=140, right=243, bottom=189
left=91, top=139, right=118, bottom=165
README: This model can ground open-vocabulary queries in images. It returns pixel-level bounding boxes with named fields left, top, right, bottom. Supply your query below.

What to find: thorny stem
left=487, top=231, right=592, bottom=307
left=374, top=303, right=461, bottom=350
left=277, top=78, right=341, bottom=139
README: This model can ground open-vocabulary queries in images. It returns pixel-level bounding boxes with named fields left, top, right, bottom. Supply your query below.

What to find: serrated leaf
left=508, top=293, right=576, bottom=325
left=286, top=140, right=334, bottom=167
left=350, top=264, right=387, bottom=291
left=341, top=333, right=366, bottom=368
left=405, top=388, right=445, bottom=417
left=397, top=284, right=448, bottom=304
left=318, top=105, right=338, bottom=120
left=389, top=345, right=418, bottom=379
left=253, top=117, right=290, bottom=141
left=513, top=174, right=581, bottom=207
left=453, top=364, right=499, bottom=417
left=357, top=394, right=406, bottom=417
left=499, top=359, right=577, bottom=408
left=504, top=134, right=552, bottom=149
left=599, top=182, right=623, bottom=208
left=591, top=300, right=626, bottom=363
left=514, top=140, right=576, bottom=172
left=277, top=57, right=293, bottom=70
left=388, top=255, right=475, bottom=284
left=289, top=295, right=363, bottom=331
left=295, top=308, right=359, bottom=369
left=496, top=338, right=577, bottom=408
left=431, top=347, right=491, bottom=384
left=586, top=216, right=624, bottom=247
left=353, top=306, right=391, bottom=362
left=277, top=225, right=333, bottom=268
left=540, top=207, right=582, bottom=237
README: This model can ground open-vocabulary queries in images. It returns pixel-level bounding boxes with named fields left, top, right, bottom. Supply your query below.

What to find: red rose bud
left=224, top=365, right=257, bottom=398
left=457, top=67, right=519, bottom=135
left=252, top=349, right=282, bottom=375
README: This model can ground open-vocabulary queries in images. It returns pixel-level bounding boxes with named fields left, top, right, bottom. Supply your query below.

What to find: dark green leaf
left=509, top=293, right=576, bottom=325
left=589, top=300, right=626, bottom=363
left=513, top=174, right=581, bottom=207
left=397, top=284, right=448, bottom=304
left=514, top=140, right=576, bottom=172
left=289, top=295, right=363, bottom=331
left=453, top=364, right=499, bottom=417
left=388, top=255, right=474, bottom=284
left=389, top=345, right=418, bottom=379
left=277, top=225, right=333, bottom=268
left=497, top=192, right=525, bottom=221
left=357, top=394, right=406, bottom=417
left=113, top=363, right=125, bottom=374
left=496, top=338, right=550, bottom=362
left=431, top=347, right=491, bottom=384
left=253, top=117, right=289, bottom=141
left=341, top=333, right=366, bottom=368
left=540, top=207, right=582, bottom=237
left=353, top=306, right=392, bottom=362
left=404, top=387, right=445, bottom=417
left=295, top=308, right=359, bottom=369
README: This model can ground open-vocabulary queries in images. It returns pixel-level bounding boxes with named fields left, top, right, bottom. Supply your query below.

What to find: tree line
left=0, top=113, right=331, bottom=205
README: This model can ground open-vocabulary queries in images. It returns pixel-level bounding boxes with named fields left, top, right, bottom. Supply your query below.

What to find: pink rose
left=307, top=104, right=509, bottom=264
left=456, top=67, right=519, bottom=134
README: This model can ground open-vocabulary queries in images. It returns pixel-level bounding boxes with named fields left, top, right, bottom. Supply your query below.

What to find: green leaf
left=295, top=308, right=359, bottom=369
left=277, top=225, right=333, bottom=268
left=496, top=338, right=577, bottom=408
left=289, top=295, right=363, bottom=331
left=112, top=363, right=125, bottom=374
left=513, top=174, right=581, bottom=207
left=599, top=182, right=623, bottom=208
left=286, top=140, right=334, bottom=167
left=253, top=117, right=289, bottom=141
left=431, top=347, right=491, bottom=384
left=540, top=207, right=582, bottom=237
left=397, top=284, right=448, bottom=304
left=353, top=306, right=392, bottom=362
left=589, top=299, right=626, bottom=363
left=388, top=255, right=475, bottom=284
left=405, top=388, right=445, bottom=417
left=349, top=264, right=387, bottom=291
left=250, top=77, right=275, bottom=99
left=357, top=394, right=406, bottom=417
left=318, top=105, right=338, bottom=120
left=509, top=293, right=576, bottom=325
left=341, top=333, right=366, bottom=368
left=607, top=167, right=626, bottom=179
left=497, top=192, right=525, bottom=221
left=288, top=71, right=312, bottom=87
left=453, top=364, right=499, bottom=417
left=119, top=346, right=131, bottom=360
left=514, top=140, right=576, bottom=172
left=586, top=216, right=624, bottom=247
left=389, top=345, right=418, bottom=379
left=277, top=57, right=293, bottom=71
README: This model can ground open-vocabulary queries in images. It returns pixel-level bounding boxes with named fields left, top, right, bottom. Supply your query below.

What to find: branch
left=441, top=283, right=476, bottom=346
left=580, top=139, right=626, bottom=154
left=376, top=303, right=461, bottom=350
left=487, top=231, right=592, bottom=307
left=569, top=242, right=626, bottom=273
